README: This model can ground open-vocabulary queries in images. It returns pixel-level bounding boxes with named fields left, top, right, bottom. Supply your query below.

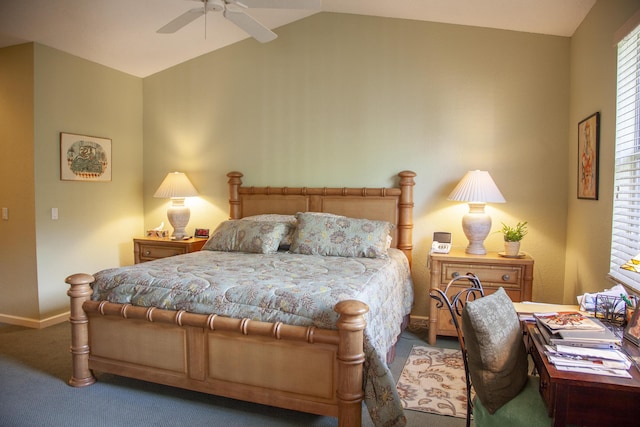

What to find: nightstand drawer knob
left=452, top=271, right=460, bottom=278
left=502, top=274, right=510, bottom=281
left=145, top=251, right=151, bottom=255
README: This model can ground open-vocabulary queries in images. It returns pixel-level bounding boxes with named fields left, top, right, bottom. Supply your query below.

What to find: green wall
left=0, top=44, right=38, bottom=320
left=0, top=43, right=144, bottom=325
left=565, top=0, right=640, bottom=302
left=2, top=1, right=639, bottom=325
left=33, top=44, right=144, bottom=319
left=143, top=13, right=571, bottom=315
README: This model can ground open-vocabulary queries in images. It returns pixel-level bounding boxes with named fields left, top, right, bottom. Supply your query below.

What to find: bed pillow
left=241, top=214, right=297, bottom=250
left=461, top=287, right=528, bottom=414
left=202, top=220, right=288, bottom=254
left=289, top=212, right=393, bottom=258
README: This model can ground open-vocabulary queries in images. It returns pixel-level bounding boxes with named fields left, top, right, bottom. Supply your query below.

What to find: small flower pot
left=504, top=241, right=521, bottom=257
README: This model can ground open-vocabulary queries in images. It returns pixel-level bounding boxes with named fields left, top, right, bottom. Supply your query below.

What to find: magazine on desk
left=530, top=326, right=632, bottom=378
left=535, top=314, right=621, bottom=349
left=535, top=311, right=604, bottom=331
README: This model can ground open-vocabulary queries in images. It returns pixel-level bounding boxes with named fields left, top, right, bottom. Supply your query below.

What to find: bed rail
left=66, top=273, right=369, bottom=426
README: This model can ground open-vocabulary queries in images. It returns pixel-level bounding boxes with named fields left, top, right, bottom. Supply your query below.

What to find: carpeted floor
left=0, top=322, right=468, bottom=427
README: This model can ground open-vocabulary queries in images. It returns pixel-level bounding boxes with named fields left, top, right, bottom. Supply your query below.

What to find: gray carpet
left=0, top=322, right=467, bottom=427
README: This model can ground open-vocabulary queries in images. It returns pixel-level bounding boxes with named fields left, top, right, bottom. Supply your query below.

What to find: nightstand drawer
left=441, top=263, right=522, bottom=287
left=428, top=249, right=534, bottom=345
left=138, top=244, right=186, bottom=260
left=133, top=237, right=208, bottom=263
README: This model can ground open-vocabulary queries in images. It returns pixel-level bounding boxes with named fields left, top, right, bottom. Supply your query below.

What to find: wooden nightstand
left=133, top=237, right=208, bottom=264
left=428, top=248, right=534, bottom=345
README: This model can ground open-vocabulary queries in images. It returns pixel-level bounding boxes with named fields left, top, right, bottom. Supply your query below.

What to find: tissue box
left=146, top=229, right=169, bottom=238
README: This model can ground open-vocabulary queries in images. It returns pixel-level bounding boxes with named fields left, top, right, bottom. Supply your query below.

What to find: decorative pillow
left=241, top=214, right=297, bottom=249
left=202, top=220, right=288, bottom=254
left=461, top=287, right=528, bottom=414
left=289, top=212, right=393, bottom=258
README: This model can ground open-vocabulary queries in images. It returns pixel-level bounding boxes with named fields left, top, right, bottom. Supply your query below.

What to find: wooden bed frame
left=66, top=170, right=415, bottom=427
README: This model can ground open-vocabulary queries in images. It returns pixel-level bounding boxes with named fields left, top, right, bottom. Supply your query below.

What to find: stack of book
left=534, top=311, right=632, bottom=378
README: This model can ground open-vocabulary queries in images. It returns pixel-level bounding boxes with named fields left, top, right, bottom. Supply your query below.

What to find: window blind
left=610, top=24, right=640, bottom=290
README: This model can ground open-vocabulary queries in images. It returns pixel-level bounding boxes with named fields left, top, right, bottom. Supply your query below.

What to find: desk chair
left=430, top=276, right=551, bottom=427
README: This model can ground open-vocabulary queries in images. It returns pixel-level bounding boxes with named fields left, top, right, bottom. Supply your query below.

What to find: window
left=610, top=22, right=640, bottom=291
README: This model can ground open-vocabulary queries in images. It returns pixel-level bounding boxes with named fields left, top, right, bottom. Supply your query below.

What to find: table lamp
left=448, top=170, right=506, bottom=255
left=153, top=172, right=199, bottom=239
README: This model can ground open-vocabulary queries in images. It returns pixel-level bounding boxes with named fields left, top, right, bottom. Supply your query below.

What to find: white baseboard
left=0, top=311, right=69, bottom=329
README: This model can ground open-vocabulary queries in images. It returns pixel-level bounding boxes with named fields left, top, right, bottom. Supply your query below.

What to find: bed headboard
left=227, top=171, right=415, bottom=265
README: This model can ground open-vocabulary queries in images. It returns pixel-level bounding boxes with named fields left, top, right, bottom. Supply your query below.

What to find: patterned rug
left=395, top=345, right=472, bottom=419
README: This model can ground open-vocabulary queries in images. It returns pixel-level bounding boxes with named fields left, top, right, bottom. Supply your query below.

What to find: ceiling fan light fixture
left=157, top=0, right=319, bottom=42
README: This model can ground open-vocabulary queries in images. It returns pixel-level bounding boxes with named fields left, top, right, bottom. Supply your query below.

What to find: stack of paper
left=544, top=345, right=632, bottom=378
left=533, top=311, right=631, bottom=377
left=534, top=312, right=621, bottom=349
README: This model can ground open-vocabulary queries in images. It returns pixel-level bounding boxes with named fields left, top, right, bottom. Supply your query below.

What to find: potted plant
left=500, top=221, right=528, bottom=256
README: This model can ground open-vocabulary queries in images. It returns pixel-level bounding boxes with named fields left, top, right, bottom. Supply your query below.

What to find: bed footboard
left=66, top=273, right=369, bottom=427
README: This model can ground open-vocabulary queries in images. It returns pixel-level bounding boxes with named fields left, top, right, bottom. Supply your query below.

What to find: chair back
left=429, top=274, right=484, bottom=427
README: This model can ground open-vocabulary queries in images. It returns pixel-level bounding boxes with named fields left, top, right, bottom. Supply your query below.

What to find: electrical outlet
left=51, top=208, right=58, bottom=220
left=1, top=207, right=7, bottom=220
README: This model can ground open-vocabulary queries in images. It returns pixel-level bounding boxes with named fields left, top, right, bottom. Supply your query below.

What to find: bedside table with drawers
left=428, top=248, right=534, bottom=345
left=133, top=237, right=208, bottom=264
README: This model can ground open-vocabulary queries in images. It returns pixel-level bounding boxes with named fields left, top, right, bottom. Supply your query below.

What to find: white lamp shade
left=153, top=172, right=198, bottom=198
left=154, top=172, right=198, bottom=239
left=448, top=170, right=505, bottom=255
left=447, top=170, right=506, bottom=203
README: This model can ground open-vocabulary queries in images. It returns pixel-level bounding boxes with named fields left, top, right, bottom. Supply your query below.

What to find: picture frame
left=624, top=307, right=640, bottom=346
left=60, top=132, right=112, bottom=181
left=195, top=228, right=210, bottom=238
left=577, top=112, right=600, bottom=200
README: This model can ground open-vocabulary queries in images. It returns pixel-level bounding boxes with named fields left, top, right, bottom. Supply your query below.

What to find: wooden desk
left=527, top=323, right=640, bottom=426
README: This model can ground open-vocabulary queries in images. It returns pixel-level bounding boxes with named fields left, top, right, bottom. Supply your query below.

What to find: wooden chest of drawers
left=428, top=249, right=534, bottom=345
left=133, top=237, right=208, bottom=264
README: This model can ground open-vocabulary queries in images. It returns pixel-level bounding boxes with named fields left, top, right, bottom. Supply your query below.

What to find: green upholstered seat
left=472, top=375, right=552, bottom=427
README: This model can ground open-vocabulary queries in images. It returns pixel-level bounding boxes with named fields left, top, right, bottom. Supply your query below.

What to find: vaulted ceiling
left=0, top=0, right=596, bottom=77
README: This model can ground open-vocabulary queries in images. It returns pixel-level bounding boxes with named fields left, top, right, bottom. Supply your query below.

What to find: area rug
left=395, top=345, right=472, bottom=419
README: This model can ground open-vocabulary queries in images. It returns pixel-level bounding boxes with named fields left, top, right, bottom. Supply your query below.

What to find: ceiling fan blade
left=223, top=9, right=277, bottom=43
left=157, top=8, right=205, bottom=33
left=235, top=0, right=321, bottom=9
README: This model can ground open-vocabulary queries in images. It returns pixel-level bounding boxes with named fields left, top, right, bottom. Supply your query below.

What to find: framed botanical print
left=60, top=132, right=112, bottom=182
left=577, top=112, right=600, bottom=200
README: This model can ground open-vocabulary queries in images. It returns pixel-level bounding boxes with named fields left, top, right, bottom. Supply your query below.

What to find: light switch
left=1, top=207, right=7, bottom=220
left=51, top=208, right=58, bottom=220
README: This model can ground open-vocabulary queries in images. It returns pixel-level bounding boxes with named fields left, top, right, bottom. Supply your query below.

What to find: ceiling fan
left=158, top=0, right=321, bottom=43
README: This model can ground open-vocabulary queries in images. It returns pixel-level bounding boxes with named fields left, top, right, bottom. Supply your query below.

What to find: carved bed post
left=66, top=273, right=97, bottom=387
left=334, top=300, right=369, bottom=427
left=227, top=171, right=243, bottom=219
left=397, top=170, right=416, bottom=266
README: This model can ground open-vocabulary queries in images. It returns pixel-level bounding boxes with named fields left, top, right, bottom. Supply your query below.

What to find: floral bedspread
left=91, top=248, right=413, bottom=427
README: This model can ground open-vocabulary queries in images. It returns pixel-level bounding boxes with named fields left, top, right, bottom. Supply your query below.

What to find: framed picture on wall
left=577, top=112, right=600, bottom=200
left=60, top=132, right=112, bottom=182
left=624, top=307, right=640, bottom=346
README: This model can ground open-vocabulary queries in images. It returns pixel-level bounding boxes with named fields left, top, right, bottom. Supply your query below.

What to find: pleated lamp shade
left=153, top=172, right=198, bottom=199
left=448, top=170, right=505, bottom=255
left=154, top=172, right=198, bottom=239
left=447, top=170, right=506, bottom=203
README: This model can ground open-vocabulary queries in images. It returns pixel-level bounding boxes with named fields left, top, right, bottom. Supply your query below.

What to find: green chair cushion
left=473, top=376, right=552, bottom=427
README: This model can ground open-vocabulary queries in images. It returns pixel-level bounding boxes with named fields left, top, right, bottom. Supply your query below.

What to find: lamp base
left=167, top=199, right=190, bottom=239
left=462, top=203, right=491, bottom=255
